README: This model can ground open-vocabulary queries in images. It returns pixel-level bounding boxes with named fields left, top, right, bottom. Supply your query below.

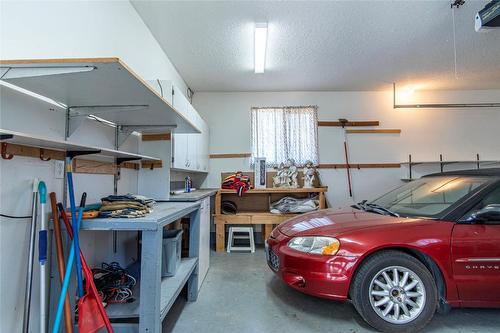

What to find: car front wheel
left=351, top=251, right=438, bottom=333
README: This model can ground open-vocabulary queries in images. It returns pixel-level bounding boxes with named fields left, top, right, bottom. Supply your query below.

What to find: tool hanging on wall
left=339, top=119, right=354, bottom=199
left=22, top=178, right=39, bottom=333
left=49, top=193, right=73, bottom=333
left=38, top=182, right=48, bottom=333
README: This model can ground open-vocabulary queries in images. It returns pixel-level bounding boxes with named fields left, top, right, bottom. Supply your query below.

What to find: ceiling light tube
left=254, top=23, right=268, bottom=74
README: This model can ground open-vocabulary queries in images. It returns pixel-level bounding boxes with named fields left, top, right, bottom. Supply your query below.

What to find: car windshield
left=368, top=176, right=490, bottom=218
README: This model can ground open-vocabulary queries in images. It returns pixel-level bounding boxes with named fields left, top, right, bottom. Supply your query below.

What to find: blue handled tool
left=66, top=157, right=84, bottom=297
left=38, top=181, right=48, bottom=333
left=52, top=206, right=83, bottom=333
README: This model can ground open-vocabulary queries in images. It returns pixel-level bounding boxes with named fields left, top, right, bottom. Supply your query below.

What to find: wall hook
left=1, top=143, right=14, bottom=160
left=39, top=148, right=51, bottom=161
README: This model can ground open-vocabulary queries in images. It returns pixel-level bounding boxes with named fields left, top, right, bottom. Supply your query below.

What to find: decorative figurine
left=273, top=162, right=286, bottom=188
left=286, top=159, right=298, bottom=188
left=273, top=159, right=299, bottom=188
left=303, top=160, right=316, bottom=188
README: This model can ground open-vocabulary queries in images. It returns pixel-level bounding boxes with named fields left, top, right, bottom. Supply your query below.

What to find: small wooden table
left=214, top=187, right=327, bottom=252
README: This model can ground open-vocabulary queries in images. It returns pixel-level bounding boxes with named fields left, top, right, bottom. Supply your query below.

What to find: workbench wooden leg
left=263, top=224, right=273, bottom=242
left=319, top=191, right=326, bottom=209
left=139, top=230, right=163, bottom=333
left=216, top=222, right=225, bottom=252
left=188, top=208, right=200, bottom=302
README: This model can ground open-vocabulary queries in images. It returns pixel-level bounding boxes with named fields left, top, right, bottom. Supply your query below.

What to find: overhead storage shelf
left=0, top=58, right=200, bottom=141
left=0, top=129, right=159, bottom=162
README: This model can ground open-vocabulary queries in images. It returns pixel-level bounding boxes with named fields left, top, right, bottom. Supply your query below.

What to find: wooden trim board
left=318, top=163, right=401, bottom=169
left=318, top=121, right=380, bottom=127
left=0, top=57, right=120, bottom=65
left=141, top=133, right=171, bottom=141
left=209, top=153, right=251, bottom=159
left=346, top=129, right=401, bottom=134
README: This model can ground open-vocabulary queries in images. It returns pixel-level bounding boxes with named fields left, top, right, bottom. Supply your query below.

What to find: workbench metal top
left=79, top=201, right=200, bottom=231
left=166, top=189, right=218, bottom=202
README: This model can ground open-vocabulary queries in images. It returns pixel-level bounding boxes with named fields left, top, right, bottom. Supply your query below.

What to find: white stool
left=227, top=227, right=255, bottom=253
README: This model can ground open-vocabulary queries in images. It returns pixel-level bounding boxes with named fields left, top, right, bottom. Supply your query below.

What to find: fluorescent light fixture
left=254, top=23, right=268, bottom=73
left=0, top=80, right=67, bottom=108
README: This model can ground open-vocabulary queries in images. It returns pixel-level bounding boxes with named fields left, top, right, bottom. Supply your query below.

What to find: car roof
left=424, top=168, right=500, bottom=178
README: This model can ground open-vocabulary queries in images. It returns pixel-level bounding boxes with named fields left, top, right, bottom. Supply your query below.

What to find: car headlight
left=287, top=236, right=340, bottom=255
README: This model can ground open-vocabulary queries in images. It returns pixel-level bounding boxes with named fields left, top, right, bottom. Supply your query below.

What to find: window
left=251, top=106, right=318, bottom=167
left=370, top=176, right=489, bottom=218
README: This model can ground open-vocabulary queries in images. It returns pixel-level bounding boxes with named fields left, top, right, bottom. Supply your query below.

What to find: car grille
left=267, top=248, right=280, bottom=271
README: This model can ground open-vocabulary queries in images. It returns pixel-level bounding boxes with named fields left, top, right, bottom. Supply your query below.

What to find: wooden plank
left=318, top=163, right=401, bottom=169
left=73, top=159, right=116, bottom=175
left=141, top=133, right=171, bottom=141
left=2, top=142, right=65, bottom=160
left=0, top=57, right=119, bottom=65
left=263, top=224, right=274, bottom=241
left=346, top=129, right=401, bottom=134
left=120, top=162, right=140, bottom=170
left=209, top=153, right=251, bottom=159
left=215, top=216, right=226, bottom=252
left=318, top=121, right=380, bottom=127
left=219, top=187, right=328, bottom=194
left=141, top=160, right=163, bottom=169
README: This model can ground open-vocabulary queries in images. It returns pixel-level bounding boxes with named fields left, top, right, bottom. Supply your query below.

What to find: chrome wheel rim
left=369, top=266, right=426, bottom=324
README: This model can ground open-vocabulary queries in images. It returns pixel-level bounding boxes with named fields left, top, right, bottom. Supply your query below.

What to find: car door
left=451, top=185, right=500, bottom=305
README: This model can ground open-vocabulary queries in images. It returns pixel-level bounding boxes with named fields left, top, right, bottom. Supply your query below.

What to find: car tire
left=351, top=250, right=438, bottom=333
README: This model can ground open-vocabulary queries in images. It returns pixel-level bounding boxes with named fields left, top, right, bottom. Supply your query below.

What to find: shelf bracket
left=66, top=150, right=101, bottom=160
left=0, top=134, right=14, bottom=141
left=0, top=66, right=95, bottom=80
left=117, top=124, right=177, bottom=147
left=116, top=157, right=141, bottom=165
left=66, top=114, right=86, bottom=138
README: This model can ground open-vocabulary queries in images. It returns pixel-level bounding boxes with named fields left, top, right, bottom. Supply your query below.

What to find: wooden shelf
left=0, top=128, right=159, bottom=163
left=0, top=58, right=200, bottom=138
left=218, top=187, right=328, bottom=194
left=400, top=160, right=500, bottom=166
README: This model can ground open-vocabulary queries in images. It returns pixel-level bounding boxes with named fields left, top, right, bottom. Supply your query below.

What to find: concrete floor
left=164, top=248, right=500, bottom=333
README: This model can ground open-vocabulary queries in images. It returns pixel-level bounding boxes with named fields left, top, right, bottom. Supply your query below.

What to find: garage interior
left=0, top=1, right=499, bottom=333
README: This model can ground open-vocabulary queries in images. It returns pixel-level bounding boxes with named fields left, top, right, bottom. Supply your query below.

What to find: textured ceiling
left=131, top=0, right=500, bottom=92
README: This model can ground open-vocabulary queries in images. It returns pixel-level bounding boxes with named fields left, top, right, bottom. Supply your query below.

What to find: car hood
left=277, top=208, right=422, bottom=237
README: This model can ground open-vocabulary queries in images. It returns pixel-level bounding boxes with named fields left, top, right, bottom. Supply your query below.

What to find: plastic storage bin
left=162, top=229, right=183, bottom=277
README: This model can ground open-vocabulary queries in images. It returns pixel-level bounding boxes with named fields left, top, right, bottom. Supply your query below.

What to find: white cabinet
left=171, top=98, right=209, bottom=173
left=146, top=79, right=174, bottom=105
left=198, top=196, right=211, bottom=290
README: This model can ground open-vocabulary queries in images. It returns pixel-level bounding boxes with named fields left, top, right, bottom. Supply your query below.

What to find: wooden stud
left=318, top=121, right=380, bottom=127
left=141, top=160, right=163, bottom=169
left=215, top=218, right=226, bottom=252
left=318, top=163, right=400, bottom=169
left=73, top=159, right=116, bottom=175
left=319, top=191, right=326, bottom=209
left=209, top=153, right=252, bottom=159
left=2, top=143, right=65, bottom=160
left=263, top=224, right=273, bottom=242
left=346, top=129, right=401, bottom=134
left=141, top=133, right=171, bottom=141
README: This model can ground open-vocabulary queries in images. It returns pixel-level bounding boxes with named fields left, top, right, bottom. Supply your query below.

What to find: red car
left=266, top=169, right=500, bottom=332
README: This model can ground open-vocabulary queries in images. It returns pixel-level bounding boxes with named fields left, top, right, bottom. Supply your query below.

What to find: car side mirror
left=467, top=204, right=500, bottom=224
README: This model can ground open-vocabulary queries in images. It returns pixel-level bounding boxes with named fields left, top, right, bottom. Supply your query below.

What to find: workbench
left=71, top=201, right=201, bottom=333
left=214, top=187, right=327, bottom=252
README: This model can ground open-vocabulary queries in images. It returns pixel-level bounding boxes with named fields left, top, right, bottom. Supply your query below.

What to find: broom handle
left=58, top=204, right=114, bottom=333
left=52, top=207, right=82, bottom=333
left=49, top=193, right=73, bottom=333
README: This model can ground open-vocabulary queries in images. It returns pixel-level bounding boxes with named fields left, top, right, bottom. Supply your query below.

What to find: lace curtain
left=251, top=106, right=319, bottom=167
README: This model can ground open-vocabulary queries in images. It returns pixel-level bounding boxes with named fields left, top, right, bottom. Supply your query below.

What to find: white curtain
left=251, top=106, right=319, bottom=167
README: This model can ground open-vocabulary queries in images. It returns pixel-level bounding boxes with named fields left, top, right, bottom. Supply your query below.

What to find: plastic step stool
left=227, top=227, right=255, bottom=253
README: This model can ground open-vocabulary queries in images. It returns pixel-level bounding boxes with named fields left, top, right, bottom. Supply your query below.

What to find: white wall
left=0, top=1, right=188, bottom=332
left=193, top=90, right=500, bottom=208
